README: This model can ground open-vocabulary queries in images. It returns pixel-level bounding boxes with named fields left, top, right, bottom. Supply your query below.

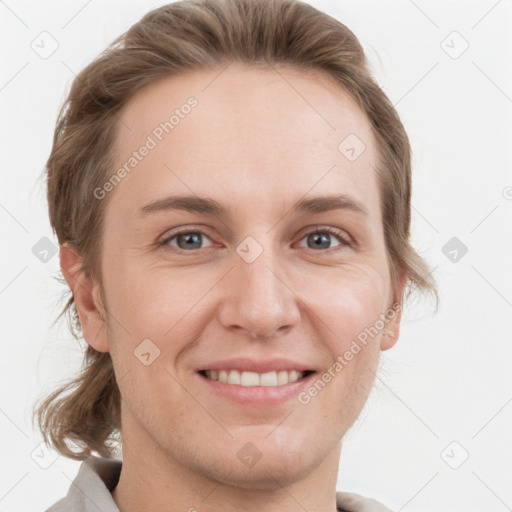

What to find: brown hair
left=34, top=0, right=438, bottom=461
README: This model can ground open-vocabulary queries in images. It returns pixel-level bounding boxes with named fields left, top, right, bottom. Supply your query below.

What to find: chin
left=201, top=454, right=314, bottom=491
left=192, top=436, right=319, bottom=490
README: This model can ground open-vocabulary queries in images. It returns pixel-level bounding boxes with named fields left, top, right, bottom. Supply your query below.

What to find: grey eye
left=166, top=231, right=214, bottom=251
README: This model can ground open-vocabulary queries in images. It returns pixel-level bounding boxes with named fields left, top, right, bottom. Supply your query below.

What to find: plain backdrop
left=1, top=0, right=511, bottom=511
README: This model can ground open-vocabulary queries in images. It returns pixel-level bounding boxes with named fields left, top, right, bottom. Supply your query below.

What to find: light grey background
left=1, top=0, right=511, bottom=511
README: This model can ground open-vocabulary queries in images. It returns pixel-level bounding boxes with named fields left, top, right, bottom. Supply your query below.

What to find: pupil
left=309, top=233, right=330, bottom=249
left=178, top=233, right=201, bottom=250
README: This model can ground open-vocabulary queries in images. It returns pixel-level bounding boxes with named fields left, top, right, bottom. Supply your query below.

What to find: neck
left=112, top=413, right=342, bottom=512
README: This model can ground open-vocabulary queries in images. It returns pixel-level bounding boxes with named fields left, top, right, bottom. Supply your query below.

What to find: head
left=35, top=0, right=438, bottom=486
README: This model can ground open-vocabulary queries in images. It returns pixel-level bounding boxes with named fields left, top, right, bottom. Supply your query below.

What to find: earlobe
left=381, top=328, right=398, bottom=351
left=59, top=242, right=110, bottom=353
left=380, top=271, right=407, bottom=351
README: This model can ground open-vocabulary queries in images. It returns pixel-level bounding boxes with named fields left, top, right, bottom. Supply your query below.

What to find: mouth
left=195, top=362, right=317, bottom=405
left=195, top=357, right=318, bottom=405
left=198, top=369, right=315, bottom=387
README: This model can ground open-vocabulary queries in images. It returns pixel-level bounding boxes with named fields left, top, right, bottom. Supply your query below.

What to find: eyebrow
left=138, top=193, right=369, bottom=219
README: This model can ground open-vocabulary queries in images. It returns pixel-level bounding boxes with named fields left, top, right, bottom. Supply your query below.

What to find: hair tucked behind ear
left=34, top=0, right=438, bottom=460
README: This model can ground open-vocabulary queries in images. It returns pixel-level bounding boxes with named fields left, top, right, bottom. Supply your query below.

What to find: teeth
left=241, top=371, right=259, bottom=386
left=277, top=370, right=289, bottom=385
left=204, top=369, right=305, bottom=386
left=227, top=370, right=240, bottom=385
left=260, top=371, right=277, bottom=386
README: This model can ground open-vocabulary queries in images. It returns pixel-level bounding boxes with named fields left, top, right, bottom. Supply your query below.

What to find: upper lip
left=197, top=357, right=315, bottom=373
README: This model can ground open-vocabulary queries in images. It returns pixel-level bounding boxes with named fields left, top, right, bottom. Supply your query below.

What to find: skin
left=61, top=63, right=406, bottom=512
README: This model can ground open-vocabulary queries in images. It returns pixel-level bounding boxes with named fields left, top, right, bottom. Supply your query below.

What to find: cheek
left=103, top=253, right=196, bottom=329
left=103, top=262, right=222, bottom=365
left=103, top=263, right=203, bottom=423
left=299, top=263, right=390, bottom=342
left=298, top=269, right=387, bottom=415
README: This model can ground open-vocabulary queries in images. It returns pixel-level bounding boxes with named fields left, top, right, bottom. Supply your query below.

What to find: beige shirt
left=46, top=456, right=394, bottom=512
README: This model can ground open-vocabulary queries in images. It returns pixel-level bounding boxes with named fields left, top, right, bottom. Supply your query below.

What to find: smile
left=201, top=369, right=313, bottom=386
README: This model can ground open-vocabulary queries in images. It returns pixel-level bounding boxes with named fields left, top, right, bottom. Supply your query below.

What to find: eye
left=160, top=226, right=352, bottom=253
left=161, top=229, right=214, bottom=251
left=297, top=226, right=352, bottom=251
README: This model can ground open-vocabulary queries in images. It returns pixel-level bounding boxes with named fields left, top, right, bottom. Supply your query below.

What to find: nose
left=217, top=242, right=301, bottom=340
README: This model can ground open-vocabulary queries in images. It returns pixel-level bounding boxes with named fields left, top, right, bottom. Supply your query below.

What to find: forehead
left=110, top=64, right=380, bottom=222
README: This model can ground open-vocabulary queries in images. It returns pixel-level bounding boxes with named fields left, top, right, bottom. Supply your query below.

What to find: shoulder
left=336, top=491, right=395, bottom=512
left=45, top=456, right=121, bottom=512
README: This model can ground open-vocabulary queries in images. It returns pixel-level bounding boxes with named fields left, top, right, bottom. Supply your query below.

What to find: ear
left=59, top=242, right=109, bottom=353
left=380, top=271, right=407, bottom=351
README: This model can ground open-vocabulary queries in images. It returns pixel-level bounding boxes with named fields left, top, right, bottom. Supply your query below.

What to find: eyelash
left=159, top=226, right=353, bottom=254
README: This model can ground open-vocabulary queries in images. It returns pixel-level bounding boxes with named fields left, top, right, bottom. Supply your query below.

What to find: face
left=75, top=63, right=404, bottom=488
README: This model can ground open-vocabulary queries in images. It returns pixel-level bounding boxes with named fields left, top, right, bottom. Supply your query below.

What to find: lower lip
left=196, top=372, right=316, bottom=405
